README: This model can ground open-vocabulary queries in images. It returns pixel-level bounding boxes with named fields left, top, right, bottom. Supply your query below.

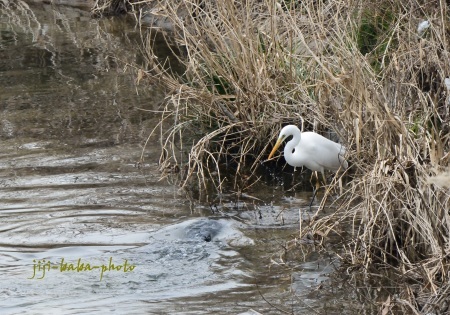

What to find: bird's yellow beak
left=268, top=137, right=283, bottom=160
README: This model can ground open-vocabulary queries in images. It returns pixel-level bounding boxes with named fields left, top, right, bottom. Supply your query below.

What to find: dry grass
left=134, top=0, right=356, bottom=192
left=95, top=0, right=450, bottom=312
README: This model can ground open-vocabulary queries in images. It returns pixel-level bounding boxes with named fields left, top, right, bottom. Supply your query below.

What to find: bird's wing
left=300, top=132, right=347, bottom=171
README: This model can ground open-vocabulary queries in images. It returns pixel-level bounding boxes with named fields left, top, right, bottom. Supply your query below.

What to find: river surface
left=0, top=2, right=379, bottom=314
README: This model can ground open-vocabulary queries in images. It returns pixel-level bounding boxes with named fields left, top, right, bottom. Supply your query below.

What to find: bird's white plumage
left=269, top=125, right=347, bottom=176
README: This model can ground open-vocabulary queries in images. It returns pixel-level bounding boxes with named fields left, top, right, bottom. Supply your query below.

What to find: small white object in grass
left=428, top=171, right=450, bottom=189
left=417, top=20, right=430, bottom=36
left=445, top=78, right=450, bottom=91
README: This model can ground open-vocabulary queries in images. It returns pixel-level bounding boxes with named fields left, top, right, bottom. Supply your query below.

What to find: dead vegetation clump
left=96, top=0, right=450, bottom=312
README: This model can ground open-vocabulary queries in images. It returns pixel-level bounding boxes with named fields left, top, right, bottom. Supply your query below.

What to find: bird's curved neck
left=284, top=131, right=301, bottom=165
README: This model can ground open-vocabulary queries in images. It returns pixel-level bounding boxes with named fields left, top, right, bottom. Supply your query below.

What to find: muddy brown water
left=0, top=3, right=380, bottom=314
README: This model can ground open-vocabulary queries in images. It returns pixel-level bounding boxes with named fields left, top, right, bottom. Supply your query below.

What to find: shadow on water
left=0, top=2, right=383, bottom=314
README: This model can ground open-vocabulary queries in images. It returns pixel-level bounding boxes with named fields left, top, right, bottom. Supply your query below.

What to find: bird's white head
left=268, top=125, right=301, bottom=160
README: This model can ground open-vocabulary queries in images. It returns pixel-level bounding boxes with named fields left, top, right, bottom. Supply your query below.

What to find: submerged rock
left=152, top=218, right=254, bottom=246
left=184, top=219, right=222, bottom=242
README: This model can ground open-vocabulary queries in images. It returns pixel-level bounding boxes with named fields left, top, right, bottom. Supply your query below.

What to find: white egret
left=268, top=125, right=348, bottom=209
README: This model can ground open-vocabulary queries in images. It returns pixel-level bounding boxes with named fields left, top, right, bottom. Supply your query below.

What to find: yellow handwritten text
left=28, top=257, right=136, bottom=281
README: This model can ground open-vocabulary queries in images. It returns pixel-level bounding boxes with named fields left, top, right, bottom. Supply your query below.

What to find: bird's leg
left=321, top=171, right=327, bottom=187
left=309, top=171, right=327, bottom=211
left=309, top=171, right=320, bottom=211
left=309, top=188, right=318, bottom=211
left=309, top=172, right=315, bottom=187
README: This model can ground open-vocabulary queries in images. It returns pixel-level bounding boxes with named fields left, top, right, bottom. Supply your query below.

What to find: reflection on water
left=0, top=3, right=378, bottom=315
left=0, top=1, right=185, bottom=146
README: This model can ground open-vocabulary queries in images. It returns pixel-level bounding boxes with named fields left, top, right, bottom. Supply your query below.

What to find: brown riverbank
left=23, top=0, right=95, bottom=9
